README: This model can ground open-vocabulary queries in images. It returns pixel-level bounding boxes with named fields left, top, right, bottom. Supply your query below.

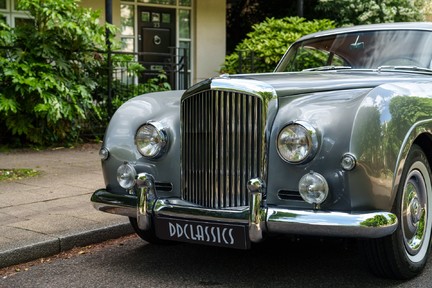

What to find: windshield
left=275, top=30, right=432, bottom=72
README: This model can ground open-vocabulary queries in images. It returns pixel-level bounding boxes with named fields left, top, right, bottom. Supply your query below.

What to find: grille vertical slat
left=182, top=90, right=263, bottom=209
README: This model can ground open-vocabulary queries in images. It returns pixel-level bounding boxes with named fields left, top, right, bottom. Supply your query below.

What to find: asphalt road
left=1, top=235, right=431, bottom=288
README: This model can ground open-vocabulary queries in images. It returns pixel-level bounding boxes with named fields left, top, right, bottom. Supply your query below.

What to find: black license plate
left=155, top=217, right=250, bottom=249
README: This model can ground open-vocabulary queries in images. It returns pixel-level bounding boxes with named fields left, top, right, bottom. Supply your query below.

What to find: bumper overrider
left=91, top=173, right=398, bottom=249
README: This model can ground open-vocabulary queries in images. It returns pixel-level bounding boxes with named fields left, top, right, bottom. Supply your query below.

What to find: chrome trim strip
left=92, top=202, right=136, bottom=218
left=91, top=189, right=137, bottom=218
left=267, top=208, right=398, bottom=238
left=154, top=199, right=250, bottom=224
left=92, top=189, right=398, bottom=240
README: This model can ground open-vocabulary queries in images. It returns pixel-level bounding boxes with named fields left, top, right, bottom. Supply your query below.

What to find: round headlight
left=117, top=163, right=137, bottom=189
left=277, top=121, right=318, bottom=163
left=135, top=122, right=168, bottom=158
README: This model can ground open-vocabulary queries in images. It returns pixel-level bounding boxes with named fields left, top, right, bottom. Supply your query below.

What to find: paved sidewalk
left=0, top=144, right=133, bottom=268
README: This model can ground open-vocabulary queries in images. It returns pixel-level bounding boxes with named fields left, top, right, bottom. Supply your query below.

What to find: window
left=138, top=0, right=176, bottom=5
left=0, top=0, right=32, bottom=27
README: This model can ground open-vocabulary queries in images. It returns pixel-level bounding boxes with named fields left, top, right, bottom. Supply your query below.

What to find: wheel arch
left=391, top=122, right=432, bottom=209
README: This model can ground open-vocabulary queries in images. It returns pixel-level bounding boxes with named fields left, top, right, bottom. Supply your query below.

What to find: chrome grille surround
left=181, top=78, right=277, bottom=209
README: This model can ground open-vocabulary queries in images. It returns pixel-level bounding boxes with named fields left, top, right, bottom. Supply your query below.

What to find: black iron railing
left=109, top=47, right=189, bottom=89
left=105, top=47, right=189, bottom=115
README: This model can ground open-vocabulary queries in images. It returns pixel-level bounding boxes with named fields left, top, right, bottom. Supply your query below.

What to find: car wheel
left=361, top=144, right=432, bottom=279
left=129, top=217, right=170, bottom=244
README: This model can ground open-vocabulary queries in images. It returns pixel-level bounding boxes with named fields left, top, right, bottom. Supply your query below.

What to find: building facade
left=80, top=0, right=226, bottom=87
left=0, top=0, right=226, bottom=88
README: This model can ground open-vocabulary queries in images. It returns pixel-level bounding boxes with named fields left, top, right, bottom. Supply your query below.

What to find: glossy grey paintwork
left=101, top=90, right=183, bottom=198
left=351, top=81, right=432, bottom=211
left=101, top=70, right=432, bottom=215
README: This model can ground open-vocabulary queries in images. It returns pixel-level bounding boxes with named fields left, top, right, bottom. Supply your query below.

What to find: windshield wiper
left=377, top=65, right=432, bottom=73
left=303, top=66, right=352, bottom=71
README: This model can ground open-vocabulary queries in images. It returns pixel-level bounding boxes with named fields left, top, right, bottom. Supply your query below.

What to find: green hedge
left=220, top=17, right=336, bottom=74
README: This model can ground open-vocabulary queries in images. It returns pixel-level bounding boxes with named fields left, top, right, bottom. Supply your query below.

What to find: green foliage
left=0, top=168, right=40, bottom=181
left=387, top=96, right=432, bottom=148
left=316, top=0, right=424, bottom=26
left=90, top=54, right=171, bottom=128
left=220, top=17, right=336, bottom=74
left=0, top=0, right=112, bottom=145
left=361, top=214, right=394, bottom=227
left=0, top=0, right=171, bottom=147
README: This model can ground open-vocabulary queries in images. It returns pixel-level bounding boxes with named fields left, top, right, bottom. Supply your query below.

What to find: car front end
left=91, top=22, right=432, bottom=279
left=91, top=73, right=407, bottom=249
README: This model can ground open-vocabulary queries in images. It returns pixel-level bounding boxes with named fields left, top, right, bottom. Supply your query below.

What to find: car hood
left=224, top=70, right=432, bottom=97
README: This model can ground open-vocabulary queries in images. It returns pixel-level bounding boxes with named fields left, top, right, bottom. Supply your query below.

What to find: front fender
left=350, top=82, right=432, bottom=211
left=102, top=90, right=184, bottom=194
left=267, top=88, right=369, bottom=210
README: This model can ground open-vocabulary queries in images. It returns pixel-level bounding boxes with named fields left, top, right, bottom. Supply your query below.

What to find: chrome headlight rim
left=135, top=121, right=168, bottom=159
left=277, top=121, right=319, bottom=164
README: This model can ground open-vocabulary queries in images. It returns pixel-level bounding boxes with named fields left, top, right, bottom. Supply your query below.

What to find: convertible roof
left=298, top=22, right=432, bottom=41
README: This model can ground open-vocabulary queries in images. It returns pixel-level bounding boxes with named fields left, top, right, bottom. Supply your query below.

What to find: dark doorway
left=138, top=6, right=176, bottom=84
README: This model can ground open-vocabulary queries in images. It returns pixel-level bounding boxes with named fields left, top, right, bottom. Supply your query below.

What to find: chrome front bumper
left=91, top=173, right=398, bottom=244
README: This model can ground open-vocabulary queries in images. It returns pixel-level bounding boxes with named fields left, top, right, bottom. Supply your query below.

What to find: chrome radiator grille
left=181, top=90, right=263, bottom=209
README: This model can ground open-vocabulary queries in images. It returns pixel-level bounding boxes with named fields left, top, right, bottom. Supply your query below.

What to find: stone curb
left=0, top=223, right=133, bottom=269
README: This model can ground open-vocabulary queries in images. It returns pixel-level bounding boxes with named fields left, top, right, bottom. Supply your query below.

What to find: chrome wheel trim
left=401, top=161, right=432, bottom=262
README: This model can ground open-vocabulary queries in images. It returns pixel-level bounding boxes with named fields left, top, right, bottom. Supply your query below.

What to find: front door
left=138, top=6, right=176, bottom=86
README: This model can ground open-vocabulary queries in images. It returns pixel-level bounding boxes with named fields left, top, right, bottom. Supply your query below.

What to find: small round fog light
left=117, top=163, right=137, bottom=189
left=341, top=153, right=357, bottom=171
left=298, top=171, right=329, bottom=205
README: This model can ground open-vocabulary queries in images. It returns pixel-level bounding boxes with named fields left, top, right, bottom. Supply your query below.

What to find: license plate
left=155, top=217, right=250, bottom=249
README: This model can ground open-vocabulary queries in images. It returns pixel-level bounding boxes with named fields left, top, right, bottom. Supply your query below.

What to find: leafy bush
left=0, top=0, right=112, bottom=145
left=316, top=0, right=424, bottom=26
left=220, top=17, right=336, bottom=74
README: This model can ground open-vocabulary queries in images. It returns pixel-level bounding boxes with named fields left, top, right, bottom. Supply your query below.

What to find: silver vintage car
left=92, top=22, right=432, bottom=279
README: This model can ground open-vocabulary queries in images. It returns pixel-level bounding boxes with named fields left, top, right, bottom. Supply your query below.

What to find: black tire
left=360, top=144, right=432, bottom=279
left=129, top=217, right=170, bottom=244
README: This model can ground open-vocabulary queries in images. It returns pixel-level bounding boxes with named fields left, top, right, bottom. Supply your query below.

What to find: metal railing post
left=105, top=0, right=113, bottom=117
left=238, top=50, right=243, bottom=74
left=183, top=47, right=188, bottom=89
